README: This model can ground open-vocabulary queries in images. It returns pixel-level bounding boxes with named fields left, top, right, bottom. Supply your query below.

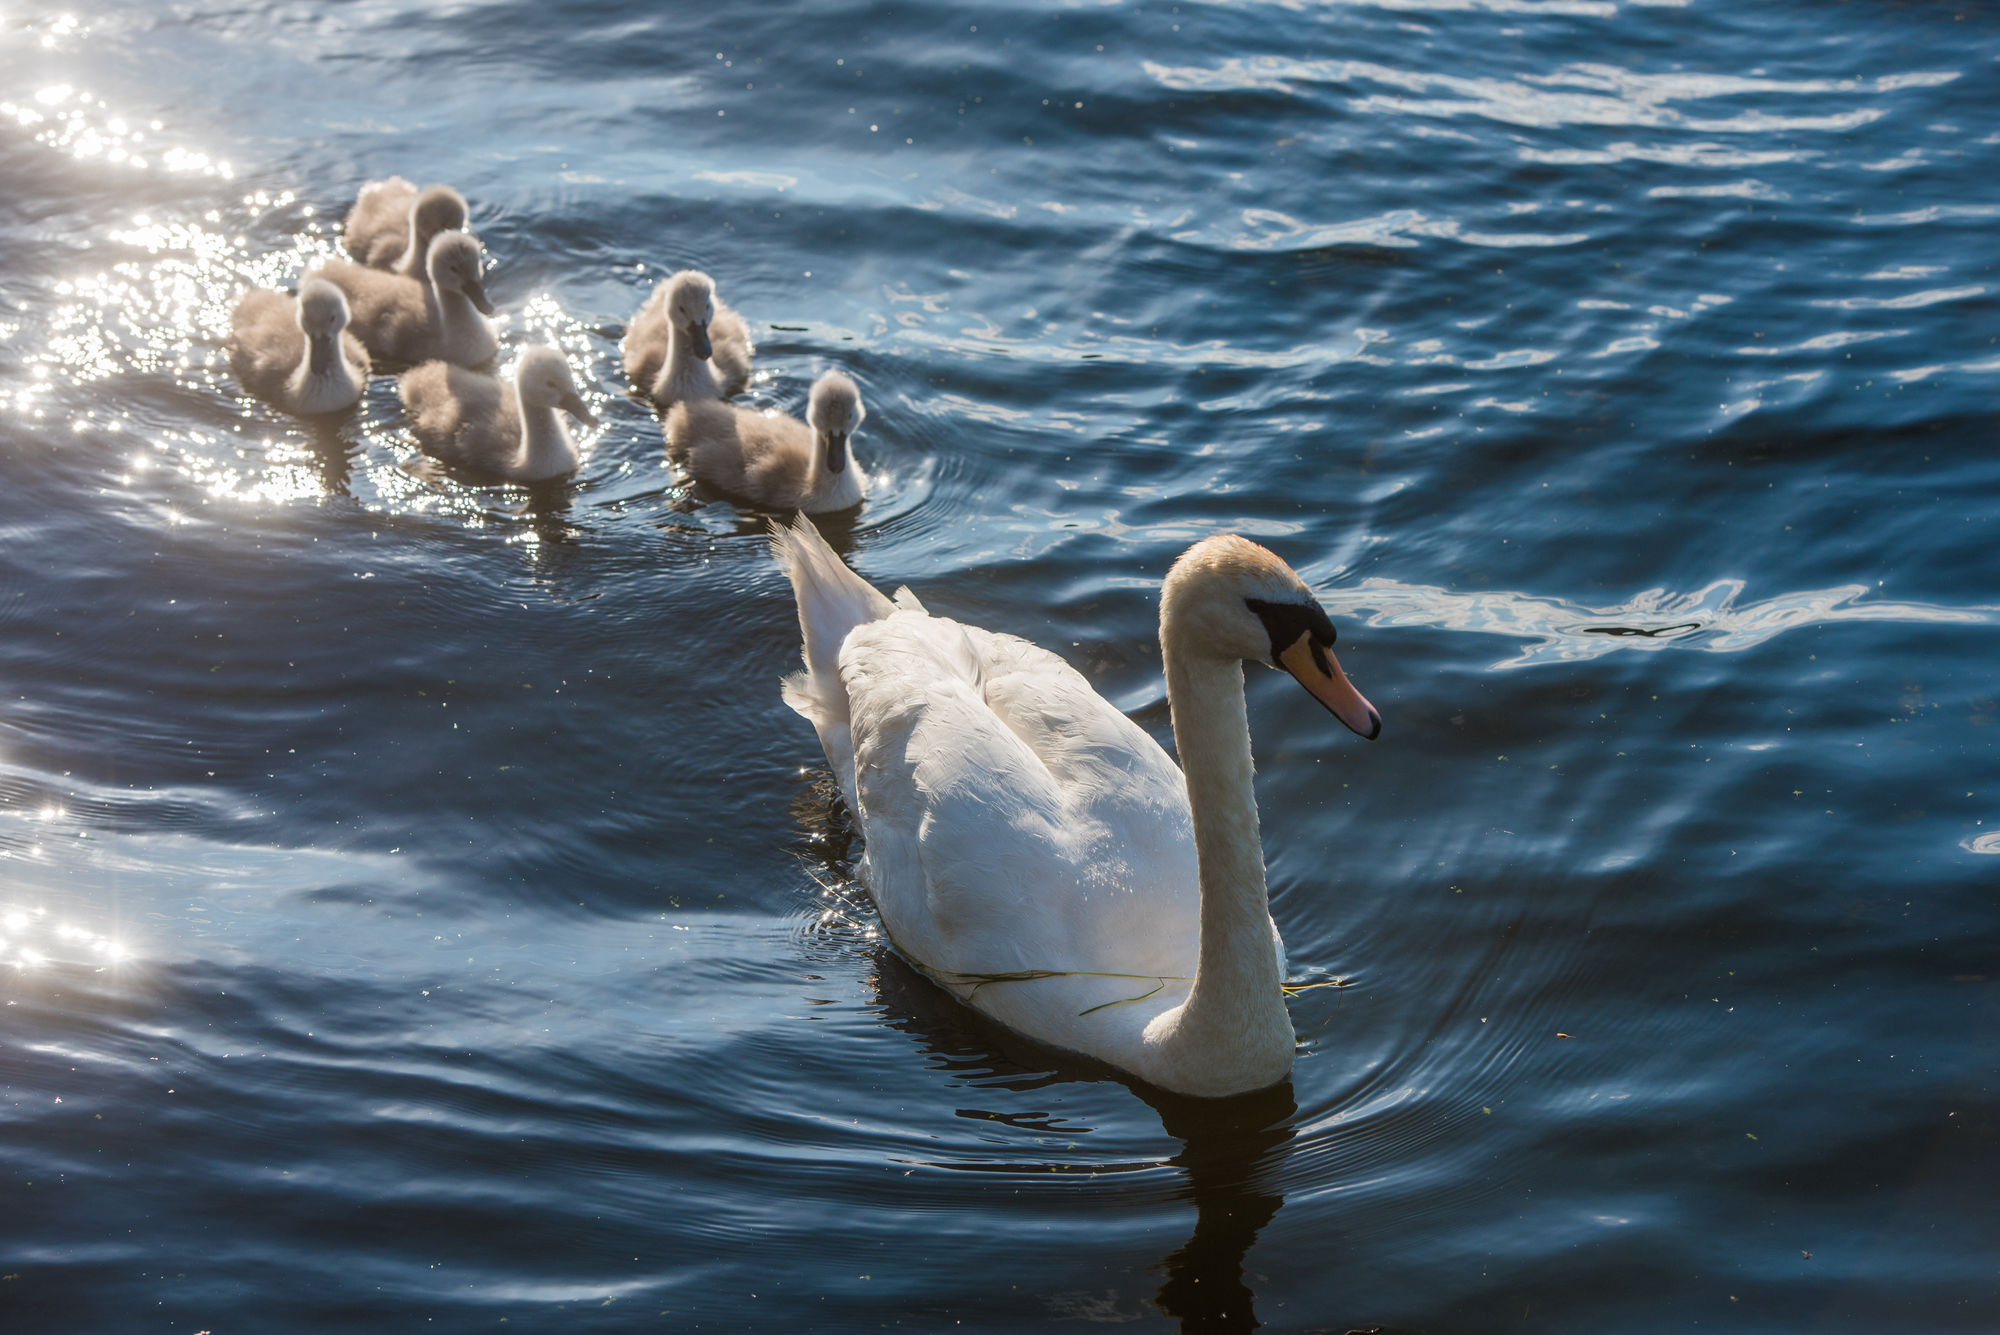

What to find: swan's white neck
left=286, top=332, right=363, bottom=415
left=658, top=321, right=718, bottom=403
left=1143, top=645, right=1294, bottom=1096
left=511, top=384, right=576, bottom=481
left=429, top=286, right=495, bottom=365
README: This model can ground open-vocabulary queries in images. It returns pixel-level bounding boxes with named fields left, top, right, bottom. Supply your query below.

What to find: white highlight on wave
left=1316, top=578, right=2000, bottom=669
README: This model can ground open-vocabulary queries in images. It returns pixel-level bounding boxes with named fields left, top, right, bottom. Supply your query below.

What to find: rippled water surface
left=3, top=0, right=1998, bottom=1330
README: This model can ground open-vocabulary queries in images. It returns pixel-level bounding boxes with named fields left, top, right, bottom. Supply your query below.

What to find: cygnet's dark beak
left=822, top=430, right=848, bottom=475
left=689, top=320, right=713, bottom=361
left=559, top=390, right=598, bottom=430
left=463, top=277, right=496, bottom=316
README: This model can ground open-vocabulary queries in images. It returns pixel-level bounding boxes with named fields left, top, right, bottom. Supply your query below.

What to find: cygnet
left=622, top=269, right=753, bottom=409
left=343, top=178, right=471, bottom=280
left=399, top=345, right=596, bottom=483
left=227, top=277, right=371, bottom=415
left=309, top=230, right=497, bottom=367
left=665, top=370, right=865, bottom=513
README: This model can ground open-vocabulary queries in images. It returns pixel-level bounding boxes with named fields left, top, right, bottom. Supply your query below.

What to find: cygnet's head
left=806, top=370, right=865, bottom=475
left=663, top=270, right=718, bottom=360
left=411, top=185, right=469, bottom=246
left=1160, top=535, right=1380, bottom=740
left=295, top=278, right=351, bottom=340
left=514, top=346, right=596, bottom=427
left=425, top=230, right=495, bottom=315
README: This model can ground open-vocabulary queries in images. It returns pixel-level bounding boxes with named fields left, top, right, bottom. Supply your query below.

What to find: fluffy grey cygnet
left=399, top=345, right=596, bottom=483
left=343, top=178, right=471, bottom=279
left=665, top=370, right=865, bottom=513
left=309, top=230, right=498, bottom=368
left=227, top=278, right=371, bottom=416
left=622, top=269, right=753, bottom=409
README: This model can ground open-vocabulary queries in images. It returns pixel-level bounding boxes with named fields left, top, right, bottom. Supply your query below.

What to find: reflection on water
left=1322, top=576, right=2000, bottom=667
left=0, top=902, right=132, bottom=973
left=867, top=950, right=1301, bottom=1333
left=1149, top=1083, right=1297, bottom=1335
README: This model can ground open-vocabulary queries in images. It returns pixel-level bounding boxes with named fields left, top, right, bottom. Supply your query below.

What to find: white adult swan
left=622, top=269, right=753, bottom=408
left=308, top=230, right=497, bottom=367
left=343, top=178, right=471, bottom=279
left=773, top=518, right=1381, bottom=1098
left=666, top=370, right=864, bottom=512
left=399, top=345, right=596, bottom=482
left=227, top=277, right=370, bottom=415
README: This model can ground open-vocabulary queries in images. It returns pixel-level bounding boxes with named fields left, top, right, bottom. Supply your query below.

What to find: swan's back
left=227, top=288, right=307, bottom=395
left=344, top=177, right=418, bottom=268
left=666, top=399, right=812, bottom=506
left=399, top=361, right=514, bottom=467
left=309, top=258, right=430, bottom=362
left=838, top=611, right=1201, bottom=981
left=620, top=282, right=672, bottom=389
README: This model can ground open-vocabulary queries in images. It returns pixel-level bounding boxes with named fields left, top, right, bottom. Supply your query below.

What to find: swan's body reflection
left=861, top=945, right=1299, bottom=1333
left=1148, top=1082, right=1296, bottom=1332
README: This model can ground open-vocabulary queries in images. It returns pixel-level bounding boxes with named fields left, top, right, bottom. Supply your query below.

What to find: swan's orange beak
left=1277, top=633, right=1380, bottom=740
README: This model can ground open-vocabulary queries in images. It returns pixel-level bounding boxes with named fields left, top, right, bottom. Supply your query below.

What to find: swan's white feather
left=775, top=516, right=1219, bottom=1064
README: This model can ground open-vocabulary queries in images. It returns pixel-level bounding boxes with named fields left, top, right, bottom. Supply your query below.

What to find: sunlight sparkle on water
left=1, top=904, right=138, bottom=972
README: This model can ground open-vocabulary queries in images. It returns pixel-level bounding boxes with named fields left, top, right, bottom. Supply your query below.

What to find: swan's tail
left=770, top=514, right=894, bottom=726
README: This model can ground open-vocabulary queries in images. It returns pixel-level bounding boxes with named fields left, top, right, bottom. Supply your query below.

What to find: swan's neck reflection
left=1148, top=1083, right=1296, bottom=1333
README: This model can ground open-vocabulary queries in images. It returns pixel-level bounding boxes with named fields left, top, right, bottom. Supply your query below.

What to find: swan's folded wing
left=709, top=301, right=754, bottom=397
left=401, top=362, right=509, bottom=464
left=621, top=283, right=670, bottom=390
left=345, top=177, right=417, bottom=268
left=840, top=612, right=1198, bottom=981
left=227, top=289, right=302, bottom=395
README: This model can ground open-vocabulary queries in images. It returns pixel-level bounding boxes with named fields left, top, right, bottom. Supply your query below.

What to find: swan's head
left=514, top=345, right=596, bottom=428
left=294, top=278, right=351, bottom=340
left=1161, top=535, right=1380, bottom=740
left=663, top=270, right=718, bottom=360
left=411, top=185, right=469, bottom=246
left=426, top=230, right=495, bottom=315
left=807, top=370, right=865, bottom=475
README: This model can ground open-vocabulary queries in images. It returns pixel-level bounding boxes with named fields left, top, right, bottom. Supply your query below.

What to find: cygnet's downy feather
left=399, top=345, right=596, bottom=483
left=343, top=178, right=471, bottom=279
left=309, top=230, right=497, bottom=368
left=665, top=369, right=865, bottom=513
left=227, top=277, right=371, bottom=416
left=622, top=269, right=753, bottom=409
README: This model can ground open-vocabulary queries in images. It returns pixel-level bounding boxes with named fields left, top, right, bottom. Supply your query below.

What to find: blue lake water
left=2, top=0, right=1997, bottom=1329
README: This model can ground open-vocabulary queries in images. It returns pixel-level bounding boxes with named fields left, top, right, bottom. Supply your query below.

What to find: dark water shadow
left=1144, top=1082, right=1297, bottom=1334
left=864, top=946, right=1313, bottom=1333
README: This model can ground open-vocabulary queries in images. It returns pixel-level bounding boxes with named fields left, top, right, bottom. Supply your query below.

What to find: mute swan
left=666, top=371, right=865, bottom=512
left=342, top=178, right=471, bottom=279
left=774, top=518, right=1382, bottom=1099
left=398, top=345, right=596, bottom=483
left=226, top=277, right=371, bottom=415
left=622, top=269, right=753, bottom=408
left=308, top=229, right=497, bottom=368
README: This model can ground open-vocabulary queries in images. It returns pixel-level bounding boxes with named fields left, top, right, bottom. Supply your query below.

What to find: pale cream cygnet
left=309, top=230, right=497, bottom=368
left=343, top=178, right=471, bottom=280
left=622, top=269, right=753, bottom=409
left=665, top=370, right=865, bottom=513
left=227, top=277, right=371, bottom=415
left=399, top=345, right=596, bottom=483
